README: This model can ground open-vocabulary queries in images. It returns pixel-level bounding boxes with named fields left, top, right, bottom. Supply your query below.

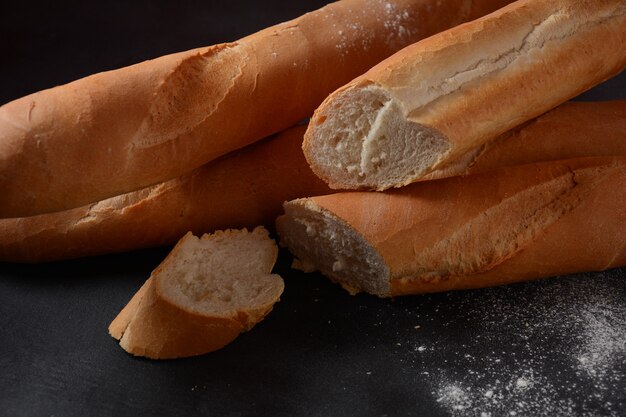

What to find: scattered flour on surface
left=395, top=272, right=626, bottom=416
left=576, top=304, right=626, bottom=382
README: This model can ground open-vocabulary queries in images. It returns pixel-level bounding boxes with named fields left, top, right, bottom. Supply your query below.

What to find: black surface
left=1, top=2, right=625, bottom=416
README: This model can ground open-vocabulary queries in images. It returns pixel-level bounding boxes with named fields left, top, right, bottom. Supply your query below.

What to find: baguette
left=303, top=0, right=626, bottom=190
left=276, top=157, right=626, bottom=297
left=109, top=227, right=283, bottom=359
left=3, top=100, right=626, bottom=263
left=0, top=126, right=330, bottom=262
left=0, top=0, right=514, bottom=218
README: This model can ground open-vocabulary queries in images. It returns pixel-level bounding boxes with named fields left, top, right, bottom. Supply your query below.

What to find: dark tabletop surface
left=1, top=2, right=625, bottom=416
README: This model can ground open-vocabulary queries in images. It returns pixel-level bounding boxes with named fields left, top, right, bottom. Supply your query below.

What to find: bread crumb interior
left=158, top=229, right=282, bottom=316
left=308, top=84, right=450, bottom=190
left=278, top=200, right=390, bottom=297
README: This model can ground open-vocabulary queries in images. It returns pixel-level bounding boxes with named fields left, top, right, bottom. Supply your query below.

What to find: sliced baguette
left=109, top=227, right=283, bottom=359
left=2, top=100, right=626, bottom=263
left=0, top=0, right=515, bottom=218
left=303, top=0, right=626, bottom=190
left=276, top=157, right=626, bottom=297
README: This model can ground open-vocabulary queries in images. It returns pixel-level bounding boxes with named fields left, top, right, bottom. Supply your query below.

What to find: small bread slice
left=109, top=227, right=283, bottom=359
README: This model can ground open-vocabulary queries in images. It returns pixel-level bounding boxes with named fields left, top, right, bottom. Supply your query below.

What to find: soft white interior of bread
left=278, top=200, right=390, bottom=297
left=308, top=84, right=450, bottom=190
left=158, top=228, right=282, bottom=317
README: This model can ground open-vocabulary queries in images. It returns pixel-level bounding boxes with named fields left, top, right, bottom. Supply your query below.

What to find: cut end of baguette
left=157, top=228, right=281, bottom=325
left=276, top=199, right=390, bottom=297
left=108, top=227, right=284, bottom=359
left=303, top=83, right=450, bottom=190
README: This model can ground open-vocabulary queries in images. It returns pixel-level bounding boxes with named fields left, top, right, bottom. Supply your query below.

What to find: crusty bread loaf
left=109, top=227, right=283, bottom=359
left=277, top=157, right=626, bottom=297
left=3, top=100, right=626, bottom=263
left=0, top=0, right=514, bottom=218
left=303, top=0, right=626, bottom=190
left=0, top=126, right=330, bottom=262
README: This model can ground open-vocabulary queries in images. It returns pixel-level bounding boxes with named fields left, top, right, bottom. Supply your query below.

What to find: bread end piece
left=277, top=199, right=390, bottom=297
left=303, top=83, right=450, bottom=191
left=108, top=227, right=283, bottom=359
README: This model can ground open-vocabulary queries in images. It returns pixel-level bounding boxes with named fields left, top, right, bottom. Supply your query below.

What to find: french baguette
left=276, top=157, right=626, bottom=297
left=0, top=126, right=330, bottom=263
left=303, top=0, right=626, bottom=190
left=109, top=227, right=283, bottom=359
left=0, top=0, right=514, bottom=218
left=2, top=100, right=626, bottom=263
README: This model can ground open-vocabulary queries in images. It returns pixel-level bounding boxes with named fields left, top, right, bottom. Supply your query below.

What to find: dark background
left=1, top=2, right=625, bottom=416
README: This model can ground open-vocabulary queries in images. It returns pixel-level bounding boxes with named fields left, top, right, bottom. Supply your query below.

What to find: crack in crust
left=407, top=3, right=626, bottom=117
left=391, top=167, right=588, bottom=282
left=131, top=43, right=243, bottom=149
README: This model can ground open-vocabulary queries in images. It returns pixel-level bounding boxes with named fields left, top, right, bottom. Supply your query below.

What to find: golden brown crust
left=0, top=0, right=513, bottom=218
left=287, top=157, right=626, bottom=297
left=391, top=160, right=626, bottom=294
left=424, top=100, right=626, bottom=180
left=304, top=0, right=626, bottom=189
left=108, top=278, right=153, bottom=340
left=110, top=277, right=244, bottom=360
left=0, top=126, right=330, bottom=262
